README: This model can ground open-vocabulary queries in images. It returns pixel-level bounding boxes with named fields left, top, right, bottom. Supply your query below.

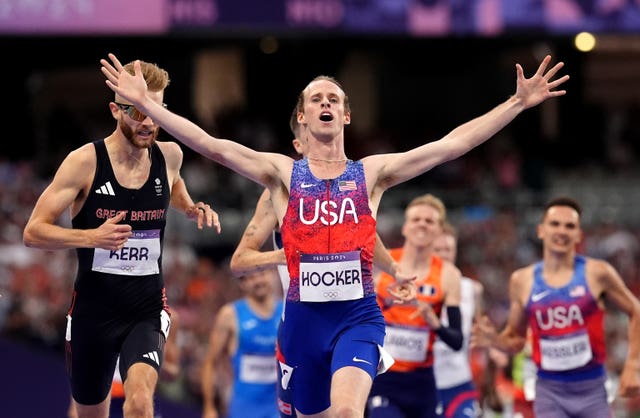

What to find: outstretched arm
left=101, top=53, right=288, bottom=189
left=366, top=55, right=569, bottom=191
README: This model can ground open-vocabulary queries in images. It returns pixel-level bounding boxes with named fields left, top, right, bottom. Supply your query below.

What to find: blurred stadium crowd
left=2, top=141, right=640, bottom=415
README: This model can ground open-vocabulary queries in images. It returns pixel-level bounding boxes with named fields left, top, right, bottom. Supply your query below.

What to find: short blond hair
left=123, top=60, right=170, bottom=92
left=405, top=194, right=447, bottom=225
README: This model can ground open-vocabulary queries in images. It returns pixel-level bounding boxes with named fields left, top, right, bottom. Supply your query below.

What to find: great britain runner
left=67, top=139, right=172, bottom=404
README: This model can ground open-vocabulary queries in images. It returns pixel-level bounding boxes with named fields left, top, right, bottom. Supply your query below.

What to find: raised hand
left=515, top=55, right=570, bottom=110
left=100, top=53, right=148, bottom=106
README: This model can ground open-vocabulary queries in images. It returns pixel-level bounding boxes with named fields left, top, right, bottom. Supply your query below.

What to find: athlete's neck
left=307, top=156, right=348, bottom=163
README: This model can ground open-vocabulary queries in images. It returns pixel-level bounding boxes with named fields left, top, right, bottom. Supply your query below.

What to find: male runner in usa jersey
left=103, top=52, right=568, bottom=418
left=472, top=197, right=640, bottom=417
left=229, top=109, right=408, bottom=418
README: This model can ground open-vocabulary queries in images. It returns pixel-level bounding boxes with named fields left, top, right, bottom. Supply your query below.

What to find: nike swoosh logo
left=301, top=183, right=316, bottom=188
left=352, top=356, right=372, bottom=365
left=532, top=290, right=551, bottom=302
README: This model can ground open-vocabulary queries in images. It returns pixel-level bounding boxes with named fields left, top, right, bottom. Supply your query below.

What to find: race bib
left=239, top=354, right=277, bottom=383
left=92, top=229, right=161, bottom=276
left=384, top=325, right=429, bottom=362
left=299, top=251, right=363, bottom=302
left=540, top=332, right=592, bottom=371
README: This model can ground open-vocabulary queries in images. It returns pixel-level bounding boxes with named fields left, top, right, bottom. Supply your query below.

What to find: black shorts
left=65, top=304, right=170, bottom=405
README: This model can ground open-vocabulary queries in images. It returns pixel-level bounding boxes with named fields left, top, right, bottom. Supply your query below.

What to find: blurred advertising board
left=1, top=0, right=639, bottom=36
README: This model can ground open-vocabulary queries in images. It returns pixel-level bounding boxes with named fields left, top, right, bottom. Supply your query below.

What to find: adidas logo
left=143, top=351, right=160, bottom=366
left=95, top=181, right=115, bottom=196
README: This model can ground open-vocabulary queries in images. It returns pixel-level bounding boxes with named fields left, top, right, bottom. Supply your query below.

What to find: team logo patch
left=154, top=178, right=163, bottom=196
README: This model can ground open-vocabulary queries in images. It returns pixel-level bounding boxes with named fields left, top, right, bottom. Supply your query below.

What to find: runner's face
left=402, top=204, right=443, bottom=249
left=241, top=269, right=275, bottom=298
left=538, top=205, right=582, bottom=252
left=116, top=90, right=164, bottom=149
left=432, top=233, right=456, bottom=263
left=302, top=80, right=349, bottom=139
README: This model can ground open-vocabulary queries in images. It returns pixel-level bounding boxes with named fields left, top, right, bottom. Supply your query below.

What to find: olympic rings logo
left=323, top=290, right=340, bottom=299
left=120, top=265, right=136, bottom=272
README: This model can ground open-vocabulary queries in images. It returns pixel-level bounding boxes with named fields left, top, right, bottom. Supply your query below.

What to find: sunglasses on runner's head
left=115, top=102, right=167, bottom=122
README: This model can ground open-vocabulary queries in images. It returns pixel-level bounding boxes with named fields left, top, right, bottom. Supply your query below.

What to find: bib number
left=540, top=332, right=592, bottom=371
left=384, top=325, right=429, bottom=362
left=92, top=229, right=161, bottom=276
left=239, top=354, right=277, bottom=383
left=299, top=251, right=363, bottom=302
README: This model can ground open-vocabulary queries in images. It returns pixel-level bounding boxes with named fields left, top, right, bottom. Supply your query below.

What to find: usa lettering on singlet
left=526, top=256, right=605, bottom=374
left=280, top=159, right=377, bottom=302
